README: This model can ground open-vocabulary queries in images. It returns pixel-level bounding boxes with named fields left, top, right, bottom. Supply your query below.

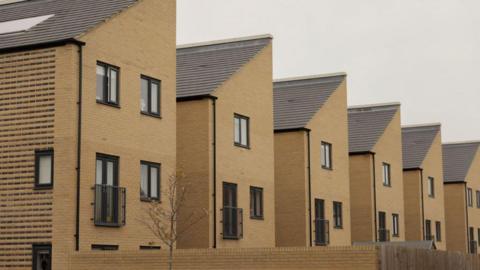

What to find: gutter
left=306, top=129, right=312, bottom=246
left=75, top=41, right=85, bottom=251
left=0, top=39, right=85, bottom=54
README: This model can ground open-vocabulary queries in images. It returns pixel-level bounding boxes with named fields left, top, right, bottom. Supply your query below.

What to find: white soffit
left=0, top=14, right=54, bottom=35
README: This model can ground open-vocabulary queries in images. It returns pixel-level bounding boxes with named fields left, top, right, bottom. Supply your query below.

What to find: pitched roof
left=443, top=142, right=480, bottom=183
left=176, top=35, right=272, bottom=99
left=348, top=103, right=400, bottom=153
left=402, top=124, right=441, bottom=169
left=273, top=73, right=346, bottom=131
left=0, top=0, right=138, bottom=51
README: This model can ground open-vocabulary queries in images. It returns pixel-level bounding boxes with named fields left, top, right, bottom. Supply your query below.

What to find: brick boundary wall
left=67, top=246, right=380, bottom=270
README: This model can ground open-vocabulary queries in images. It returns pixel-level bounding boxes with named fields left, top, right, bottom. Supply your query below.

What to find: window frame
left=34, top=149, right=54, bottom=189
left=321, top=141, right=333, bottom=170
left=382, top=162, right=391, bottom=187
left=96, top=61, right=120, bottom=107
left=427, top=177, right=435, bottom=198
left=233, top=113, right=250, bottom=149
left=476, top=191, right=480, bottom=209
left=425, top=219, right=432, bottom=240
left=436, top=221, right=442, bottom=242
left=249, top=186, right=264, bottom=219
left=392, top=213, right=400, bottom=237
left=140, top=161, right=161, bottom=202
left=140, top=75, right=161, bottom=117
left=468, top=188, right=473, bottom=207
left=32, top=243, right=52, bottom=270
left=332, top=201, right=343, bottom=229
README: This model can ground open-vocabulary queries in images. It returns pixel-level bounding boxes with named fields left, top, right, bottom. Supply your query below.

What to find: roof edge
left=177, top=34, right=273, bottom=49
left=274, top=127, right=311, bottom=133
left=348, top=102, right=401, bottom=111
left=349, top=151, right=376, bottom=156
left=273, top=72, right=346, bottom=83
left=443, top=140, right=480, bottom=146
left=0, top=38, right=85, bottom=54
left=402, top=123, right=441, bottom=129
left=444, top=181, right=466, bottom=184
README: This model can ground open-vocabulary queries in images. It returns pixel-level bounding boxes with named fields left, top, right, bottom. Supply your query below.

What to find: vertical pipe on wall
left=464, top=183, right=470, bottom=253
left=420, top=169, right=425, bottom=240
left=75, top=43, right=84, bottom=251
left=306, top=130, right=312, bottom=246
left=371, top=153, right=378, bottom=242
left=211, top=97, right=217, bottom=249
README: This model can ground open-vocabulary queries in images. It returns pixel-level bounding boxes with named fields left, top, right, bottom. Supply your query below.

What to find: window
left=96, top=62, right=119, bottom=106
left=33, top=244, right=51, bottom=270
left=321, top=142, right=333, bottom=169
left=0, top=14, right=53, bottom=35
left=392, top=214, right=399, bottom=237
left=468, top=188, right=473, bottom=207
left=382, top=163, right=391, bottom=187
left=478, top=228, right=480, bottom=247
left=333, top=201, right=343, bottom=229
left=378, top=211, right=389, bottom=242
left=91, top=244, right=119, bottom=251
left=314, top=199, right=329, bottom=245
left=35, top=149, right=53, bottom=188
left=425, top=220, right=432, bottom=240
left=222, top=182, right=242, bottom=239
left=250, top=186, right=263, bottom=219
left=234, top=114, right=249, bottom=148
left=477, top=191, right=480, bottom=208
left=140, top=161, right=160, bottom=201
left=427, top=177, right=435, bottom=198
left=436, top=221, right=442, bottom=242
left=140, top=76, right=161, bottom=116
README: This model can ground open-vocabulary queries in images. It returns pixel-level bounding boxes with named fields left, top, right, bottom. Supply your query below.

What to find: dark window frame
left=427, top=177, right=435, bottom=198
left=382, top=162, right=391, bottom=187
left=321, top=141, right=333, bottom=170
left=476, top=191, right=480, bottom=208
left=96, top=61, right=120, bottom=107
left=91, top=244, right=119, bottom=251
left=34, top=149, right=54, bottom=189
left=233, top=113, right=250, bottom=149
left=32, top=243, right=52, bottom=270
left=436, top=221, right=442, bottom=242
left=392, top=213, right=400, bottom=237
left=333, top=201, right=343, bottom=229
left=140, top=75, right=161, bottom=118
left=468, top=188, right=473, bottom=207
left=222, top=182, right=242, bottom=240
left=425, top=219, right=432, bottom=240
left=250, top=186, right=264, bottom=219
left=140, top=161, right=161, bottom=202
left=478, top=228, right=480, bottom=247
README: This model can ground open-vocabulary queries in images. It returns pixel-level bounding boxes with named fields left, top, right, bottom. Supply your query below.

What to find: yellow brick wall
left=464, top=149, right=480, bottom=254
left=402, top=170, right=422, bottom=241
left=0, top=47, right=58, bottom=269
left=444, top=183, right=468, bottom=253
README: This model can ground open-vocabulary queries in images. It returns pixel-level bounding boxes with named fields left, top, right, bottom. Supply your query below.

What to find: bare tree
left=142, top=173, right=207, bottom=270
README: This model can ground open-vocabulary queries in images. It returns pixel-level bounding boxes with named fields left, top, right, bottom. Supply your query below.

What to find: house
left=176, top=35, right=275, bottom=249
left=0, top=0, right=176, bottom=269
left=402, top=124, right=446, bottom=250
left=273, top=73, right=351, bottom=247
left=443, top=141, right=480, bottom=254
left=348, top=103, right=405, bottom=243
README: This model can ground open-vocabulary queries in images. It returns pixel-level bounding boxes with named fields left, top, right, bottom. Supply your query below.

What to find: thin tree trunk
left=168, top=244, right=173, bottom=270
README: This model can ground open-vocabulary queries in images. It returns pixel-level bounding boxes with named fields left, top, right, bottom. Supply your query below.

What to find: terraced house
left=176, top=35, right=275, bottom=249
left=0, top=0, right=176, bottom=269
left=348, top=103, right=405, bottom=243
left=402, top=124, right=446, bottom=250
left=273, top=73, right=351, bottom=247
left=443, top=141, right=480, bottom=254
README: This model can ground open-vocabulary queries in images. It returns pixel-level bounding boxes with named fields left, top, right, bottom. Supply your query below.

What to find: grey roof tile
left=402, top=124, right=441, bottom=169
left=348, top=103, right=400, bottom=153
left=443, top=142, right=480, bottom=183
left=177, top=36, right=271, bottom=98
left=273, top=73, right=345, bottom=131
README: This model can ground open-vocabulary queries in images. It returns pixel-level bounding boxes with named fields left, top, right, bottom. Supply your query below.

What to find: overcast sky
left=177, top=0, right=480, bottom=142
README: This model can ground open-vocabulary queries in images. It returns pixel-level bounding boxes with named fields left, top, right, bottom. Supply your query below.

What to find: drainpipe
left=211, top=97, right=217, bottom=249
left=464, top=183, right=470, bottom=253
left=75, top=43, right=84, bottom=251
left=371, top=152, right=378, bottom=242
left=306, top=129, right=312, bottom=246
left=420, top=169, right=425, bottom=240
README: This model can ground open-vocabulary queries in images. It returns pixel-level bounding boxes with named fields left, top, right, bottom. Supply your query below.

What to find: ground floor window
left=33, top=244, right=51, bottom=270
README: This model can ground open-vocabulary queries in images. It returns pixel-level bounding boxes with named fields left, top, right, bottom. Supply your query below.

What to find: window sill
left=94, top=222, right=123, bottom=228
left=222, top=236, right=241, bottom=240
left=141, top=197, right=161, bottom=203
left=234, top=143, right=250, bottom=150
left=392, top=234, right=400, bottom=238
left=383, top=184, right=392, bottom=188
left=141, top=111, right=162, bottom=119
left=250, top=216, right=264, bottom=220
left=96, top=100, right=120, bottom=108
left=34, top=185, right=53, bottom=190
left=333, top=226, right=343, bottom=230
left=321, top=166, right=333, bottom=171
left=428, top=195, right=435, bottom=198
left=315, top=242, right=329, bottom=246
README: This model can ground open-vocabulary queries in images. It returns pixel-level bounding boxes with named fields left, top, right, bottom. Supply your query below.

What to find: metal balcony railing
left=378, top=229, right=390, bottom=242
left=425, top=235, right=435, bottom=241
left=221, top=206, right=243, bottom=239
left=93, top=184, right=126, bottom=227
left=314, top=219, right=329, bottom=246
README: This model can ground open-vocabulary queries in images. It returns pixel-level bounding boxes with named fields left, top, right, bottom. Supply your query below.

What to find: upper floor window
left=468, top=188, right=473, bottom=207
left=234, top=114, right=249, bottom=148
left=96, top=62, right=119, bottom=106
left=425, top=219, right=432, bottom=240
left=321, top=142, right=332, bottom=170
left=436, top=221, right=442, bottom=242
left=140, top=161, right=160, bottom=201
left=382, top=163, right=391, bottom=187
left=392, top=214, right=399, bottom=237
left=333, top=201, right=343, bottom=229
left=140, top=76, right=161, bottom=117
left=427, top=177, right=435, bottom=198
left=250, top=186, right=263, bottom=219
left=35, top=149, right=53, bottom=188
left=476, top=191, right=480, bottom=208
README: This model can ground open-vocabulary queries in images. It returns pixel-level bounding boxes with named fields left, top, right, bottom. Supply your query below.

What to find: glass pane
left=150, top=166, right=158, bottom=198
left=109, top=68, right=118, bottom=103
left=321, top=145, right=326, bottom=166
left=38, top=155, right=52, bottom=184
left=240, top=118, right=248, bottom=146
left=255, top=191, right=261, bottom=215
left=96, top=65, right=105, bottom=101
left=107, top=161, right=114, bottom=186
left=234, top=117, right=240, bottom=143
left=151, top=82, right=159, bottom=114
left=96, top=160, right=103, bottom=185
left=140, top=164, right=148, bottom=198
left=141, top=78, right=148, bottom=112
